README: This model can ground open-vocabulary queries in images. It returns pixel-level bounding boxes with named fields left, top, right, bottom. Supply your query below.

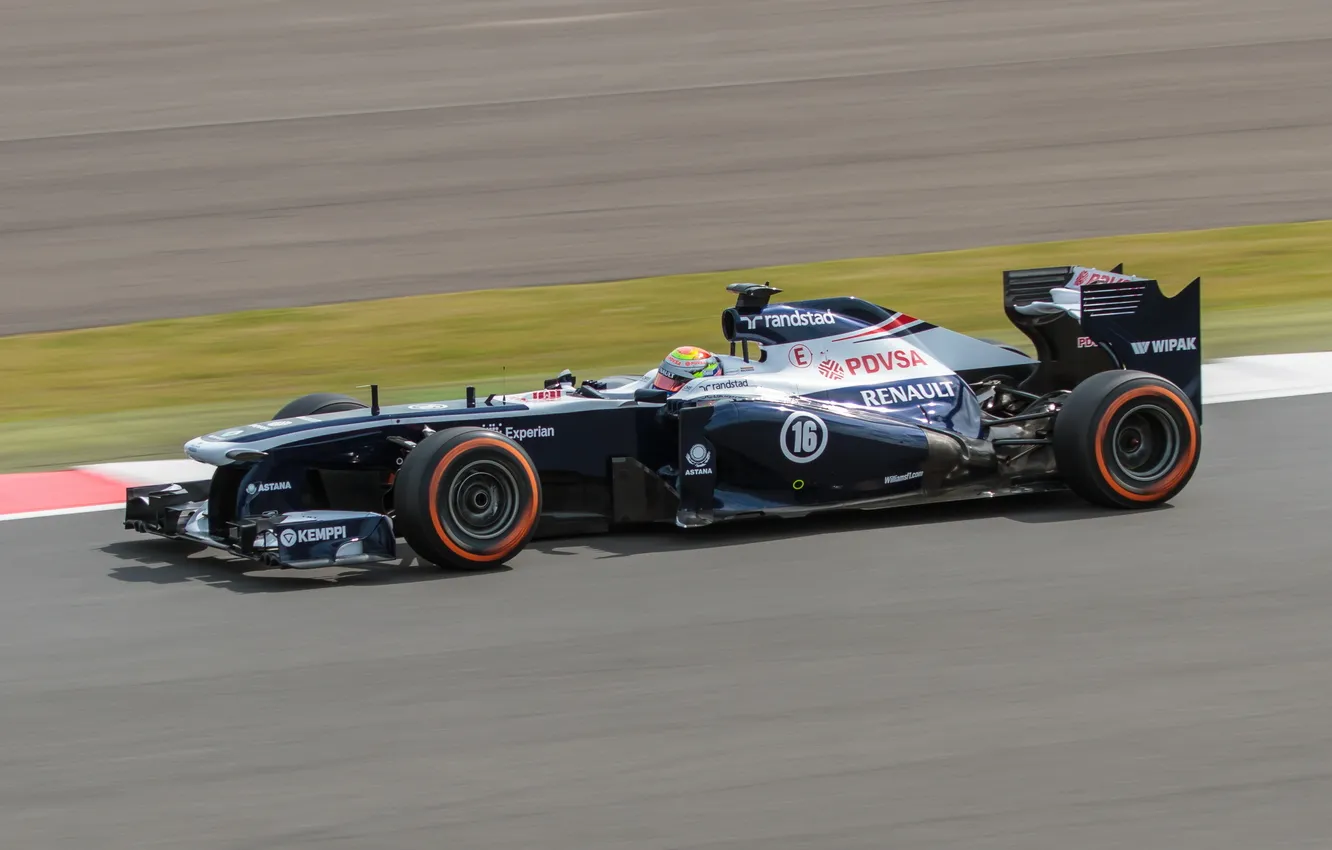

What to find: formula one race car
left=125, top=264, right=1203, bottom=571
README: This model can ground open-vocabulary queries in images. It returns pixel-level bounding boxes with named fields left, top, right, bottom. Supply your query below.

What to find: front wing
left=125, top=480, right=397, bottom=569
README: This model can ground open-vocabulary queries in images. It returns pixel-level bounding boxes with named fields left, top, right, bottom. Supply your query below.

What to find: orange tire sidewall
left=1093, top=385, right=1199, bottom=503
left=426, top=436, right=540, bottom=563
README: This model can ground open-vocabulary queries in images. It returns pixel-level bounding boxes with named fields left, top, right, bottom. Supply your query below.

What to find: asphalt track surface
left=4, top=0, right=1332, bottom=334
left=0, top=393, right=1328, bottom=848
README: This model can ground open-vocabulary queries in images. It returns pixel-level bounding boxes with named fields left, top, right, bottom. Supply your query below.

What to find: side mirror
left=634, top=387, right=671, bottom=403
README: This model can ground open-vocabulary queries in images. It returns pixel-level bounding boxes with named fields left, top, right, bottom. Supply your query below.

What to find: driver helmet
left=652, top=345, right=723, bottom=393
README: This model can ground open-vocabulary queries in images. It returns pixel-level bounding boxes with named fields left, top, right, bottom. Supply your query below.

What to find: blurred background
left=4, top=0, right=1331, bottom=332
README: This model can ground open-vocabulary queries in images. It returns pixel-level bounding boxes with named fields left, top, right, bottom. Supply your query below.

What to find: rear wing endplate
left=1002, top=265, right=1202, bottom=417
left=1080, top=275, right=1202, bottom=415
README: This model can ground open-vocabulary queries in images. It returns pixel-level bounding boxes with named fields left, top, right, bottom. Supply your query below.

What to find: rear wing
left=1003, top=265, right=1202, bottom=416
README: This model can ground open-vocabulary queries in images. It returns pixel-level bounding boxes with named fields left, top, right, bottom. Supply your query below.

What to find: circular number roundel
left=780, top=411, right=828, bottom=463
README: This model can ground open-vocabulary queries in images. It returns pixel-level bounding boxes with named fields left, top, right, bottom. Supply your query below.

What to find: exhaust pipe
left=921, top=429, right=998, bottom=491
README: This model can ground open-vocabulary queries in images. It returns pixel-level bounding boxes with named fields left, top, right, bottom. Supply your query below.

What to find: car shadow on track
left=99, top=493, right=1167, bottom=591
left=99, top=539, right=509, bottom=594
left=526, top=492, right=1174, bottom=561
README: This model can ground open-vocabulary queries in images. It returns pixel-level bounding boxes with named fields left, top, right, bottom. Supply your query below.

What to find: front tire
left=273, top=392, right=367, bottom=419
left=394, top=427, right=542, bottom=569
left=1053, top=370, right=1200, bottom=509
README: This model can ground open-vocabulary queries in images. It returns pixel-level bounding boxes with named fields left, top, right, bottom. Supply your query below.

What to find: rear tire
left=978, top=337, right=1031, bottom=359
left=273, top=392, right=367, bottom=419
left=1053, top=370, right=1200, bottom=509
left=395, top=427, right=542, bottom=570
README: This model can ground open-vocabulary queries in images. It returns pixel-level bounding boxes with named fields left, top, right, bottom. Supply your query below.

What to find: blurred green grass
left=2, top=219, right=1330, bottom=471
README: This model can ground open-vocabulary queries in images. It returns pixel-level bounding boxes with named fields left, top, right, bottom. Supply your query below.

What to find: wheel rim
left=1110, top=403, right=1181, bottom=483
left=444, top=459, right=521, bottom=541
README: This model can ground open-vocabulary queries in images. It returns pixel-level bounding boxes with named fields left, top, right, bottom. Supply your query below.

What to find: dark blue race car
left=125, top=263, right=1203, bottom=571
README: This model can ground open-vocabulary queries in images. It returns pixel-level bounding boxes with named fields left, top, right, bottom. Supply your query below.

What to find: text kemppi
left=844, top=349, right=930, bottom=376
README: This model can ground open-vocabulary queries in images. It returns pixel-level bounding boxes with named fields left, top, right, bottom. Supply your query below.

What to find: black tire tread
left=273, top=392, right=367, bottom=419
left=978, top=337, right=1032, bottom=359
left=1053, top=369, right=1200, bottom=509
left=395, top=427, right=541, bottom=570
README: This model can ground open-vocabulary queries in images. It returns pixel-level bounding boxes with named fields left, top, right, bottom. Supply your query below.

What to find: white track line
left=0, top=503, right=127, bottom=523
left=1200, top=351, right=1332, bottom=404
left=78, top=459, right=214, bottom=486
